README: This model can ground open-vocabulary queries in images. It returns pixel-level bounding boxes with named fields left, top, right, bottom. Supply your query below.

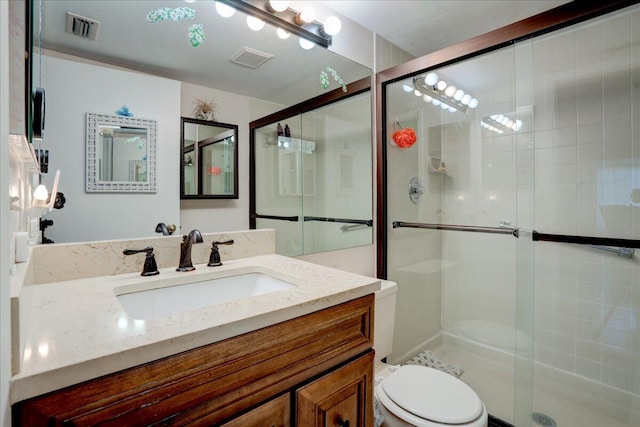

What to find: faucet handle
left=208, top=240, right=234, bottom=267
left=212, top=240, right=234, bottom=246
left=123, top=247, right=160, bottom=276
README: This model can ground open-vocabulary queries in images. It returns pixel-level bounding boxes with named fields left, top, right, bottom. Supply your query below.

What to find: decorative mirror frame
left=180, top=117, right=239, bottom=200
left=86, top=113, right=157, bottom=192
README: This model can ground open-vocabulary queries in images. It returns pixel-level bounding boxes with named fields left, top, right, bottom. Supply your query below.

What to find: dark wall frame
left=376, top=0, right=640, bottom=279
left=249, top=76, right=372, bottom=229
left=26, top=0, right=33, bottom=140
left=180, top=117, right=239, bottom=200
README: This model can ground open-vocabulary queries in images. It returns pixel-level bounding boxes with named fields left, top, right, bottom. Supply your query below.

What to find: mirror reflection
left=32, top=0, right=372, bottom=245
left=252, top=90, right=373, bottom=256
left=86, top=113, right=157, bottom=193
left=98, top=126, right=147, bottom=183
left=181, top=118, right=238, bottom=199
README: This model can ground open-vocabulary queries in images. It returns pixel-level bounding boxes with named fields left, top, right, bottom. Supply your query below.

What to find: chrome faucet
left=177, top=229, right=203, bottom=271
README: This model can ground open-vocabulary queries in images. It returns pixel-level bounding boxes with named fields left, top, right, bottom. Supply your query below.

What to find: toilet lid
left=381, top=365, right=483, bottom=424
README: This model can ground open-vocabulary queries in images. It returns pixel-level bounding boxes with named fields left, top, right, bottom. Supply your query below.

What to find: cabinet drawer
left=219, top=393, right=290, bottom=427
left=296, top=351, right=374, bottom=427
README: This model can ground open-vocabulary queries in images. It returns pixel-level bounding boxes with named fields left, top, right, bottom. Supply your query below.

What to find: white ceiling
left=322, top=1, right=570, bottom=57
left=38, top=1, right=571, bottom=107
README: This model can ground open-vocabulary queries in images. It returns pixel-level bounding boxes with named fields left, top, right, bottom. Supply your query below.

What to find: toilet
left=374, top=280, right=488, bottom=427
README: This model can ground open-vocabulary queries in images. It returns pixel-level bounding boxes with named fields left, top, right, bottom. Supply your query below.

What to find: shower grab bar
left=341, top=223, right=370, bottom=232
left=304, top=216, right=373, bottom=226
left=253, top=214, right=300, bottom=222
left=392, top=221, right=517, bottom=236
left=589, top=245, right=635, bottom=258
left=393, top=221, right=638, bottom=258
left=531, top=231, right=640, bottom=250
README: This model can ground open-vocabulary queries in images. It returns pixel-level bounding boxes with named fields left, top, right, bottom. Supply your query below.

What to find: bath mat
left=405, top=349, right=464, bottom=378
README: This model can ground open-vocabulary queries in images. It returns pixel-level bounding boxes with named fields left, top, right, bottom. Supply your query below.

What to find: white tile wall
left=386, top=6, right=640, bottom=412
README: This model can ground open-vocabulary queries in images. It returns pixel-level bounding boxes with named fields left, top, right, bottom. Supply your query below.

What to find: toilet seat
left=376, top=365, right=487, bottom=426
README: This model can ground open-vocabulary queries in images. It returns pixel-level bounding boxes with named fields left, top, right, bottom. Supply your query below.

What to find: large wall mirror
left=86, top=113, right=157, bottom=193
left=181, top=118, right=238, bottom=199
left=251, top=85, right=373, bottom=256
left=30, top=0, right=372, bottom=245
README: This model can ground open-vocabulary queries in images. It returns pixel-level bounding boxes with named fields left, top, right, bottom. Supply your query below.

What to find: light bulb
left=298, top=6, right=316, bottom=24
left=184, top=0, right=196, bottom=3
left=424, top=73, right=438, bottom=86
left=323, top=16, right=342, bottom=35
left=468, top=98, right=479, bottom=108
left=454, top=89, right=464, bottom=101
left=444, top=85, right=457, bottom=97
left=277, top=28, right=291, bottom=39
left=247, top=15, right=265, bottom=31
left=402, top=83, right=413, bottom=93
left=432, top=99, right=441, bottom=106
left=440, top=102, right=449, bottom=110
left=214, top=1, right=235, bottom=18
left=268, top=0, right=289, bottom=12
left=33, top=184, right=48, bottom=201
left=436, top=80, right=447, bottom=91
left=448, top=106, right=457, bottom=113
left=32, top=183, right=49, bottom=207
left=414, top=89, right=421, bottom=97
left=461, top=94, right=472, bottom=105
left=423, top=95, right=432, bottom=102
left=299, top=38, right=314, bottom=49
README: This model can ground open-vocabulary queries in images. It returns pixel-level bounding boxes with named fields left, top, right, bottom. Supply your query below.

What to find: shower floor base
left=431, top=336, right=639, bottom=427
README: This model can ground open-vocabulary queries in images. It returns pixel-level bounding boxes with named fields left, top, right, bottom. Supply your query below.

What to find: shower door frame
left=375, top=0, right=639, bottom=279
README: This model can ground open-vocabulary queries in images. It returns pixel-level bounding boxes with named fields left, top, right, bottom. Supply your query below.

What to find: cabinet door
left=220, top=393, right=290, bottom=427
left=296, top=351, right=373, bottom=427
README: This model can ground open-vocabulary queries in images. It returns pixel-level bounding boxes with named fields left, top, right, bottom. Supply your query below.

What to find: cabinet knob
left=337, top=419, right=350, bottom=427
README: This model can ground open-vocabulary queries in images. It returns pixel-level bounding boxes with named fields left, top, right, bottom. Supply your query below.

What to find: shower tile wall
left=385, top=5, right=640, bottom=425
left=528, top=10, right=640, bottom=398
left=433, top=8, right=640, bottom=403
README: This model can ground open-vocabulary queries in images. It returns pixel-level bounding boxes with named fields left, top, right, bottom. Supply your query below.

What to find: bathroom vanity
left=10, top=232, right=379, bottom=426
left=13, top=296, right=374, bottom=426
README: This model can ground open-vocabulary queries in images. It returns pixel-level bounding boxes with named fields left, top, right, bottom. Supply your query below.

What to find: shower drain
left=532, top=412, right=557, bottom=427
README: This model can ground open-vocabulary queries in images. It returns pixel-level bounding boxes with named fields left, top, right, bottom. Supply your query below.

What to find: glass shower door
left=253, top=115, right=304, bottom=256
left=383, top=42, right=535, bottom=425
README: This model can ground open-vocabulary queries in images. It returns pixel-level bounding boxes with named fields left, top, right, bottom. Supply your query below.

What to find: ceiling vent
left=229, top=47, right=273, bottom=69
left=65, top=11, right=100, bottom=41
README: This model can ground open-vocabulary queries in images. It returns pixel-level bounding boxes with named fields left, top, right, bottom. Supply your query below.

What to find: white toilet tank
left=374, top=280, right=398, bottom=360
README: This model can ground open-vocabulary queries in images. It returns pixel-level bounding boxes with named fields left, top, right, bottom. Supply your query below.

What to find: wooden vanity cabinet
left=13, top=294, right=374, bottom=426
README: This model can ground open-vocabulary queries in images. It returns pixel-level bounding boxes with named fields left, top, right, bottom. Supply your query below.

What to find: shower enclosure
left=251, top=88, right=373, bottom=257
left=378, top=2, right=640, bottom=426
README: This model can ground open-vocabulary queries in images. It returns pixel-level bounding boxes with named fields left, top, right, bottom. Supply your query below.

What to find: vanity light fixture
left=32, top=183, right=49, bottom=207
left=299, top=38, right=315, bottom=50
left=482, top=114, right=523, bottom=134
left=276, top=28, right=290, bottom=39
left=246, top=15, right=265, bottom=31
left=214, top=1, right=236, bottom=18
left=215, top=0, right=338, bottom=48
left=411, top=74, right=478, bottom=114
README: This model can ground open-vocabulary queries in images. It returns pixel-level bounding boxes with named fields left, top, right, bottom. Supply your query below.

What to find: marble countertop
left=11, top=254, right=380, bottom=403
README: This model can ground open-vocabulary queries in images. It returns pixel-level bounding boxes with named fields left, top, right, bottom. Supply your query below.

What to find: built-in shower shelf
left=428, top=156, right=448, bottom=175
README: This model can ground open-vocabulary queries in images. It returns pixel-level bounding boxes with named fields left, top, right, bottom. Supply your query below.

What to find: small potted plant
left=194, top=97, right=216, bottom=121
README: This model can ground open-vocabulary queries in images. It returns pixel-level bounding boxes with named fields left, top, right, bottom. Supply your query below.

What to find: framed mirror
left=181, top=117, right=238, bottom=199
left=86, top=113, right=157, bottom=192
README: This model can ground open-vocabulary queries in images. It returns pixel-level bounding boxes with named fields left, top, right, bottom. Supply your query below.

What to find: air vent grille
left=229, top=47, right=273, bottom=69
left=65, top=11, right=100, bottom=41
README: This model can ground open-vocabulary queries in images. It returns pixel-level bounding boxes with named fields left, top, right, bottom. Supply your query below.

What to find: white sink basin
left=116, top=272, right=295, bottom=320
